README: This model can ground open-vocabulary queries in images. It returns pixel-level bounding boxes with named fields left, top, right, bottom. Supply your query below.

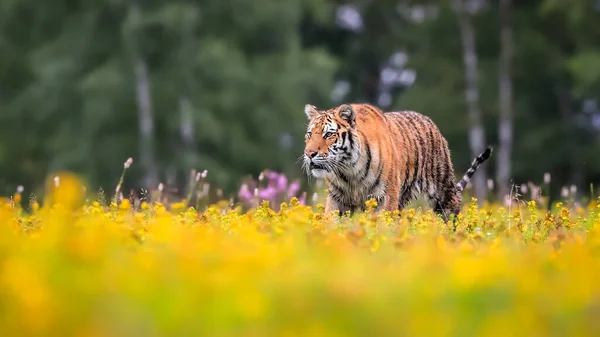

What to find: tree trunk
left=177, top=7, right=199, bottom=186
left=555, top=83, right=583, bottom=199
left=179, top=95, right=196, bottom=182
left=179, top=96, right=195, bottom=152
left=124, top=3, right=158, bottom=190
left=496, top=0, right=514, bottom=201
left=453, top=0, right=488, bottom=204
left=134, top=52, right=159, bottom=190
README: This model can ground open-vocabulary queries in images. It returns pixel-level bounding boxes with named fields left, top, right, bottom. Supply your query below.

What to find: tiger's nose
left=305, top=150, right=318, bottom=159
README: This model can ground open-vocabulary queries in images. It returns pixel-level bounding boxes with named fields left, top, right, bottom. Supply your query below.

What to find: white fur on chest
left=328, top=151, right=387, bottom=207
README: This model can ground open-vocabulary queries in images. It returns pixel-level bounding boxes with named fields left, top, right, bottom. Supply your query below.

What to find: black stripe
left=433, top=134, right=443, bottom=194
left=404, top=115, right=422, bottom=186
left=439, top=142, right=449, bottom=188
left=457, top=148, right=493, bottom=191
left=425, top=121, right=435, bottom=190
left=389, top=115, right=412, bottom=190
left=346, top=130, right=356, bottom=163
left=369, top=141, right=383, bottom=190
left=395, top=115, right=415, bottom=187
left=416, top=134, right=426, bottom=189
left=329, top=178, right=345, bottom=192
left=328, top=187, right=344, bottom=203
left=359, top=131, right=372, bottom=181
left=338, top=170, right=350, bottom=185
left=365, top=104, right=386, bottom=122
left=368, top=152, right=385, bottom=198
left=371, top=165, right=384, bottom=193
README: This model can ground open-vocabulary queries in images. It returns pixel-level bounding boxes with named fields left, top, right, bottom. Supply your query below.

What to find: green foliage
left=0, top=0, right=599, bottom=200
left=0, top=0, right=338, bottom=196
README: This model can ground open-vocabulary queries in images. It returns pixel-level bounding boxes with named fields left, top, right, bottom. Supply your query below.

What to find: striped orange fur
left=302, top=103, right=492, bottom=221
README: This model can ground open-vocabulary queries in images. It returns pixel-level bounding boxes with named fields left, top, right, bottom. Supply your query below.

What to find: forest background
left=1, top=0, right=599, bottom=205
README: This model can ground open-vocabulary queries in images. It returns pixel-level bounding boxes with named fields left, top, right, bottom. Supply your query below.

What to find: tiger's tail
left=456, top=146, right=493, bottom=192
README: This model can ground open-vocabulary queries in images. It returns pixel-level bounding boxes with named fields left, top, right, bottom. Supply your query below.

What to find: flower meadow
left=2, top=170, right=600, bottom=337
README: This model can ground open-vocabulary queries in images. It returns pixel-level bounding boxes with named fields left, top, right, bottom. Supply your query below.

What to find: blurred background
left=1, top=0, right=599, bottom=205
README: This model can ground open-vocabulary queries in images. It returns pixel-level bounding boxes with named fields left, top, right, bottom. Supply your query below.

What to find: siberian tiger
left=302, top=103, right=492, bottom=222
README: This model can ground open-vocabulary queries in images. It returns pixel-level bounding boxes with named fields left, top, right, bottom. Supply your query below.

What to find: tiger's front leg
left=381, top=192, right=399, bottom=213
left=367, top=187, right=399, bottom=215
left=325, top=195, right=353, bottom=216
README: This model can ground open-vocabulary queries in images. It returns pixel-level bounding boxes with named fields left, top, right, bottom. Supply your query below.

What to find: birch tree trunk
left=124, top=2, right=158, bottom=190
left=555, top=83, right=583, bottom=199
left=496, top=0, right=514, bottom=200
left=178, top=7, right=199, bottom=179
left=453, top=0, right=488, bottom=204
left=134, top=51, right=159, bottom=190
left=179, top=96, right=195, bottom=151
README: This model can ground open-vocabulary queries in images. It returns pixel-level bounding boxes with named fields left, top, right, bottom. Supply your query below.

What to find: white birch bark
left=496, top=0, right=514, bottom=200
left=453, top=0, right=488, bottom=204
left=125, top=3, right=158, bottom=190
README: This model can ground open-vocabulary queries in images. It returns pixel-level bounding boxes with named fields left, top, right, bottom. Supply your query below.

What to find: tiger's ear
left=304, top=104, right=318, bottom=120
left=337, top=104, right=355, bottom=124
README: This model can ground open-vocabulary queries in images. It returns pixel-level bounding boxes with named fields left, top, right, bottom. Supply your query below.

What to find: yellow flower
left=365, top=198, right=378, bottom=211
left=0, top=185, right=596, bottom=336
left=2, top=257, right=54, bottom=330
left=170, top=201, right=186, bottom=212
left=119, top=198, right=131, bottom=210
left=45, top=171, right=86, bottom=210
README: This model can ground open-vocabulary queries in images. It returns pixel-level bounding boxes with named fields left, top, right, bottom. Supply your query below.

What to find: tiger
left=301, top=103, right=492, bottom=222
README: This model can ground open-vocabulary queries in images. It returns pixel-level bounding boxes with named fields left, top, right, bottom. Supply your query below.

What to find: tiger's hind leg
left=429, top=183, right=462, bottom=224
left=396, top=185, right=415, bottom=214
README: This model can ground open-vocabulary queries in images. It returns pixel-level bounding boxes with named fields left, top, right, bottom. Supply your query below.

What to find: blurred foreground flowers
left=1, top=173, right=600, bottom=336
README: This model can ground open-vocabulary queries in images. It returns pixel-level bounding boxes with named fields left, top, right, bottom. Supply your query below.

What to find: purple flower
left=236, top=170, right=311, bottom=210
left=298, top=191, right=307, bottom=206
left=266, top=170, right=279, bottom=182
left=287, top=180, right=300, bottom=197
left=276, top=174, right=288, bottom=192
left=259, top=186, right=276, bottom=200
left=238, top=184, right=253, bottom=201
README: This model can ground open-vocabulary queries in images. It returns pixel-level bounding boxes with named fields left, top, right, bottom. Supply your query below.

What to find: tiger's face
left=302, top=104, right=357, bottom=178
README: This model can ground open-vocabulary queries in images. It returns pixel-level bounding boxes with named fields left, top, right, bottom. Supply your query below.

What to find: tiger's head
left=302, top=104, right=358, bottom=178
